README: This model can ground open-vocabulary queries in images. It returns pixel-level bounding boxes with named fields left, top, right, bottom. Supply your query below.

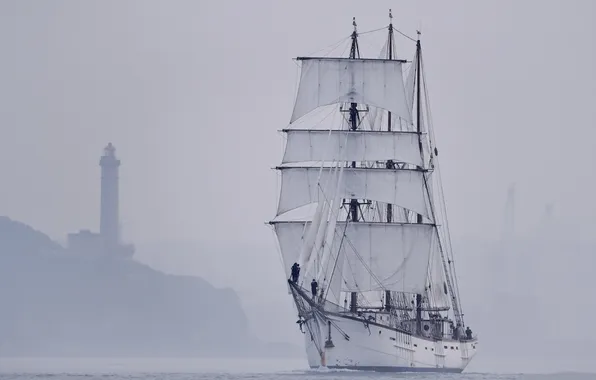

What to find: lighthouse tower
left=99, top=142, right=120, bottom=247
left=67, top=143, right=134, bottom=258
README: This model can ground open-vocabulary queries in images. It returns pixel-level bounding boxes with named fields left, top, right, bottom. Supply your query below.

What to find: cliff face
left=0, top=216, right=259, bottom=357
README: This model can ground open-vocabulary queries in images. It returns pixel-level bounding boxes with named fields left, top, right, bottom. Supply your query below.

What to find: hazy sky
left=2, top=0, right=595, bottom=245
left=1, top=0, right=596, bottom=369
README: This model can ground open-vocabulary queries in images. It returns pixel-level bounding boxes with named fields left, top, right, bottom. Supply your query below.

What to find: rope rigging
left=419, top=45, right=466, bottom=326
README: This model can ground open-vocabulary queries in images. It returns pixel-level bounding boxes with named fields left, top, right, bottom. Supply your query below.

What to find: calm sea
left=0, top=358, right=594, bottom=380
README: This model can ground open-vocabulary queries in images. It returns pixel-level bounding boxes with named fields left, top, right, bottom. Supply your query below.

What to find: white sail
left=291, top=58, right=412, bottom=124
left=303, top=165, right=336, bottom=281
left=405, top=52, right=417, bottom=115
left=425, top=228, right=450, bottom=309
left=326, top=232, right=346, bottom=305
left=364, top=41, right=414, bottom=131
left=316, top=166, right=344, bottom=279
left=276, top=166, right=432, bottom=219
left=366, top=57, right=418, bottom=134
left=282, top=129, right=422, bottom=167
left=340, top=222, right=435, bottom=293
left=301, top=199, right=327, bottom=281
left=273, top=221, right=435, bottom=294
left=276, top=219, right=309, bottom=281
left=296, top=165, right=334, bottom=270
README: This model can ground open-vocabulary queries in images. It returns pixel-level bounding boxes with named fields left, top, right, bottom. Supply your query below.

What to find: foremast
left=347, top=17, right=362, bottom=314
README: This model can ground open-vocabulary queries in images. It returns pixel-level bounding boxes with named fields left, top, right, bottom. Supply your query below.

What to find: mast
left=416, top=33, right=465, bottom=327
left=348, top=17, right=360, bottom=314
left=384, top=9, right=395, bottom=312
left=415, top=35, right=424, bottom=225
left=348, top=16, right=360, bottom=205
left=385, top=10, right=395, bottom=223
left=414, top=32, right=424, bottom=335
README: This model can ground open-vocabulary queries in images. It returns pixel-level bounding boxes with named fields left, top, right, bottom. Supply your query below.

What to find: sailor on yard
left=290, top=262, right=300, bottom=283
left=311, top=279, right=318, bottom=299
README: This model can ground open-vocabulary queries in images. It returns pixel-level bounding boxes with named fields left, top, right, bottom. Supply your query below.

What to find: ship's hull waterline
left=301, top=305, right=478, bottom=373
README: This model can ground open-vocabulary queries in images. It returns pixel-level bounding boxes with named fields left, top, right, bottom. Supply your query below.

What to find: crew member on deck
left=465, top=326, right=473, bottom=340
left=311, top=279, right=318, bottom=299
left=453, top=322, right=461, bottom=340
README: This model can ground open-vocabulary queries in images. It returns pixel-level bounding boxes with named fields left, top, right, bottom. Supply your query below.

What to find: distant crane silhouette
left=494, top=183, right=516, bottom=295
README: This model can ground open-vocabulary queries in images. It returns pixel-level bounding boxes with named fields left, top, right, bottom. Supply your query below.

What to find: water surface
left=0, top=358, right=594, bottom=380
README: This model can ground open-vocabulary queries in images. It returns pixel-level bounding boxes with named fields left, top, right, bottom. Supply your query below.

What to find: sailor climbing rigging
left=311, top=279, right=318, bottom=299
left=290, top=262, right=300, bottom=283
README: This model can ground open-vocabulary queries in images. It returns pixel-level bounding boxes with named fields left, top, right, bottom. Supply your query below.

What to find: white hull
left=302, top=310, right=478, bottom=372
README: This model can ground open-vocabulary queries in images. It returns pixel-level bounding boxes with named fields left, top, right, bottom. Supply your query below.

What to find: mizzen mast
left=415, top=30, right=424, bottom=335
left=414, top=30, right=465, bottom=328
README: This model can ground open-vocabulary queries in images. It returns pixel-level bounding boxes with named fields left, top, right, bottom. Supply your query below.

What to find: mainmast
left=385, top=10, right=395, bottom=223
left=384, top=9, right=395, bottom=313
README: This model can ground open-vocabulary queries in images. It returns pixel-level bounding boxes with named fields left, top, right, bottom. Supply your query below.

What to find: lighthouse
left=99, top=142, right=120, bottom=247
left=67, top=143, right=134, bottom=257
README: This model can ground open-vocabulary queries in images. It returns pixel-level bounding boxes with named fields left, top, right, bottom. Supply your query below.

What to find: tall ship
left=269, top=12, right=478, bottom=372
